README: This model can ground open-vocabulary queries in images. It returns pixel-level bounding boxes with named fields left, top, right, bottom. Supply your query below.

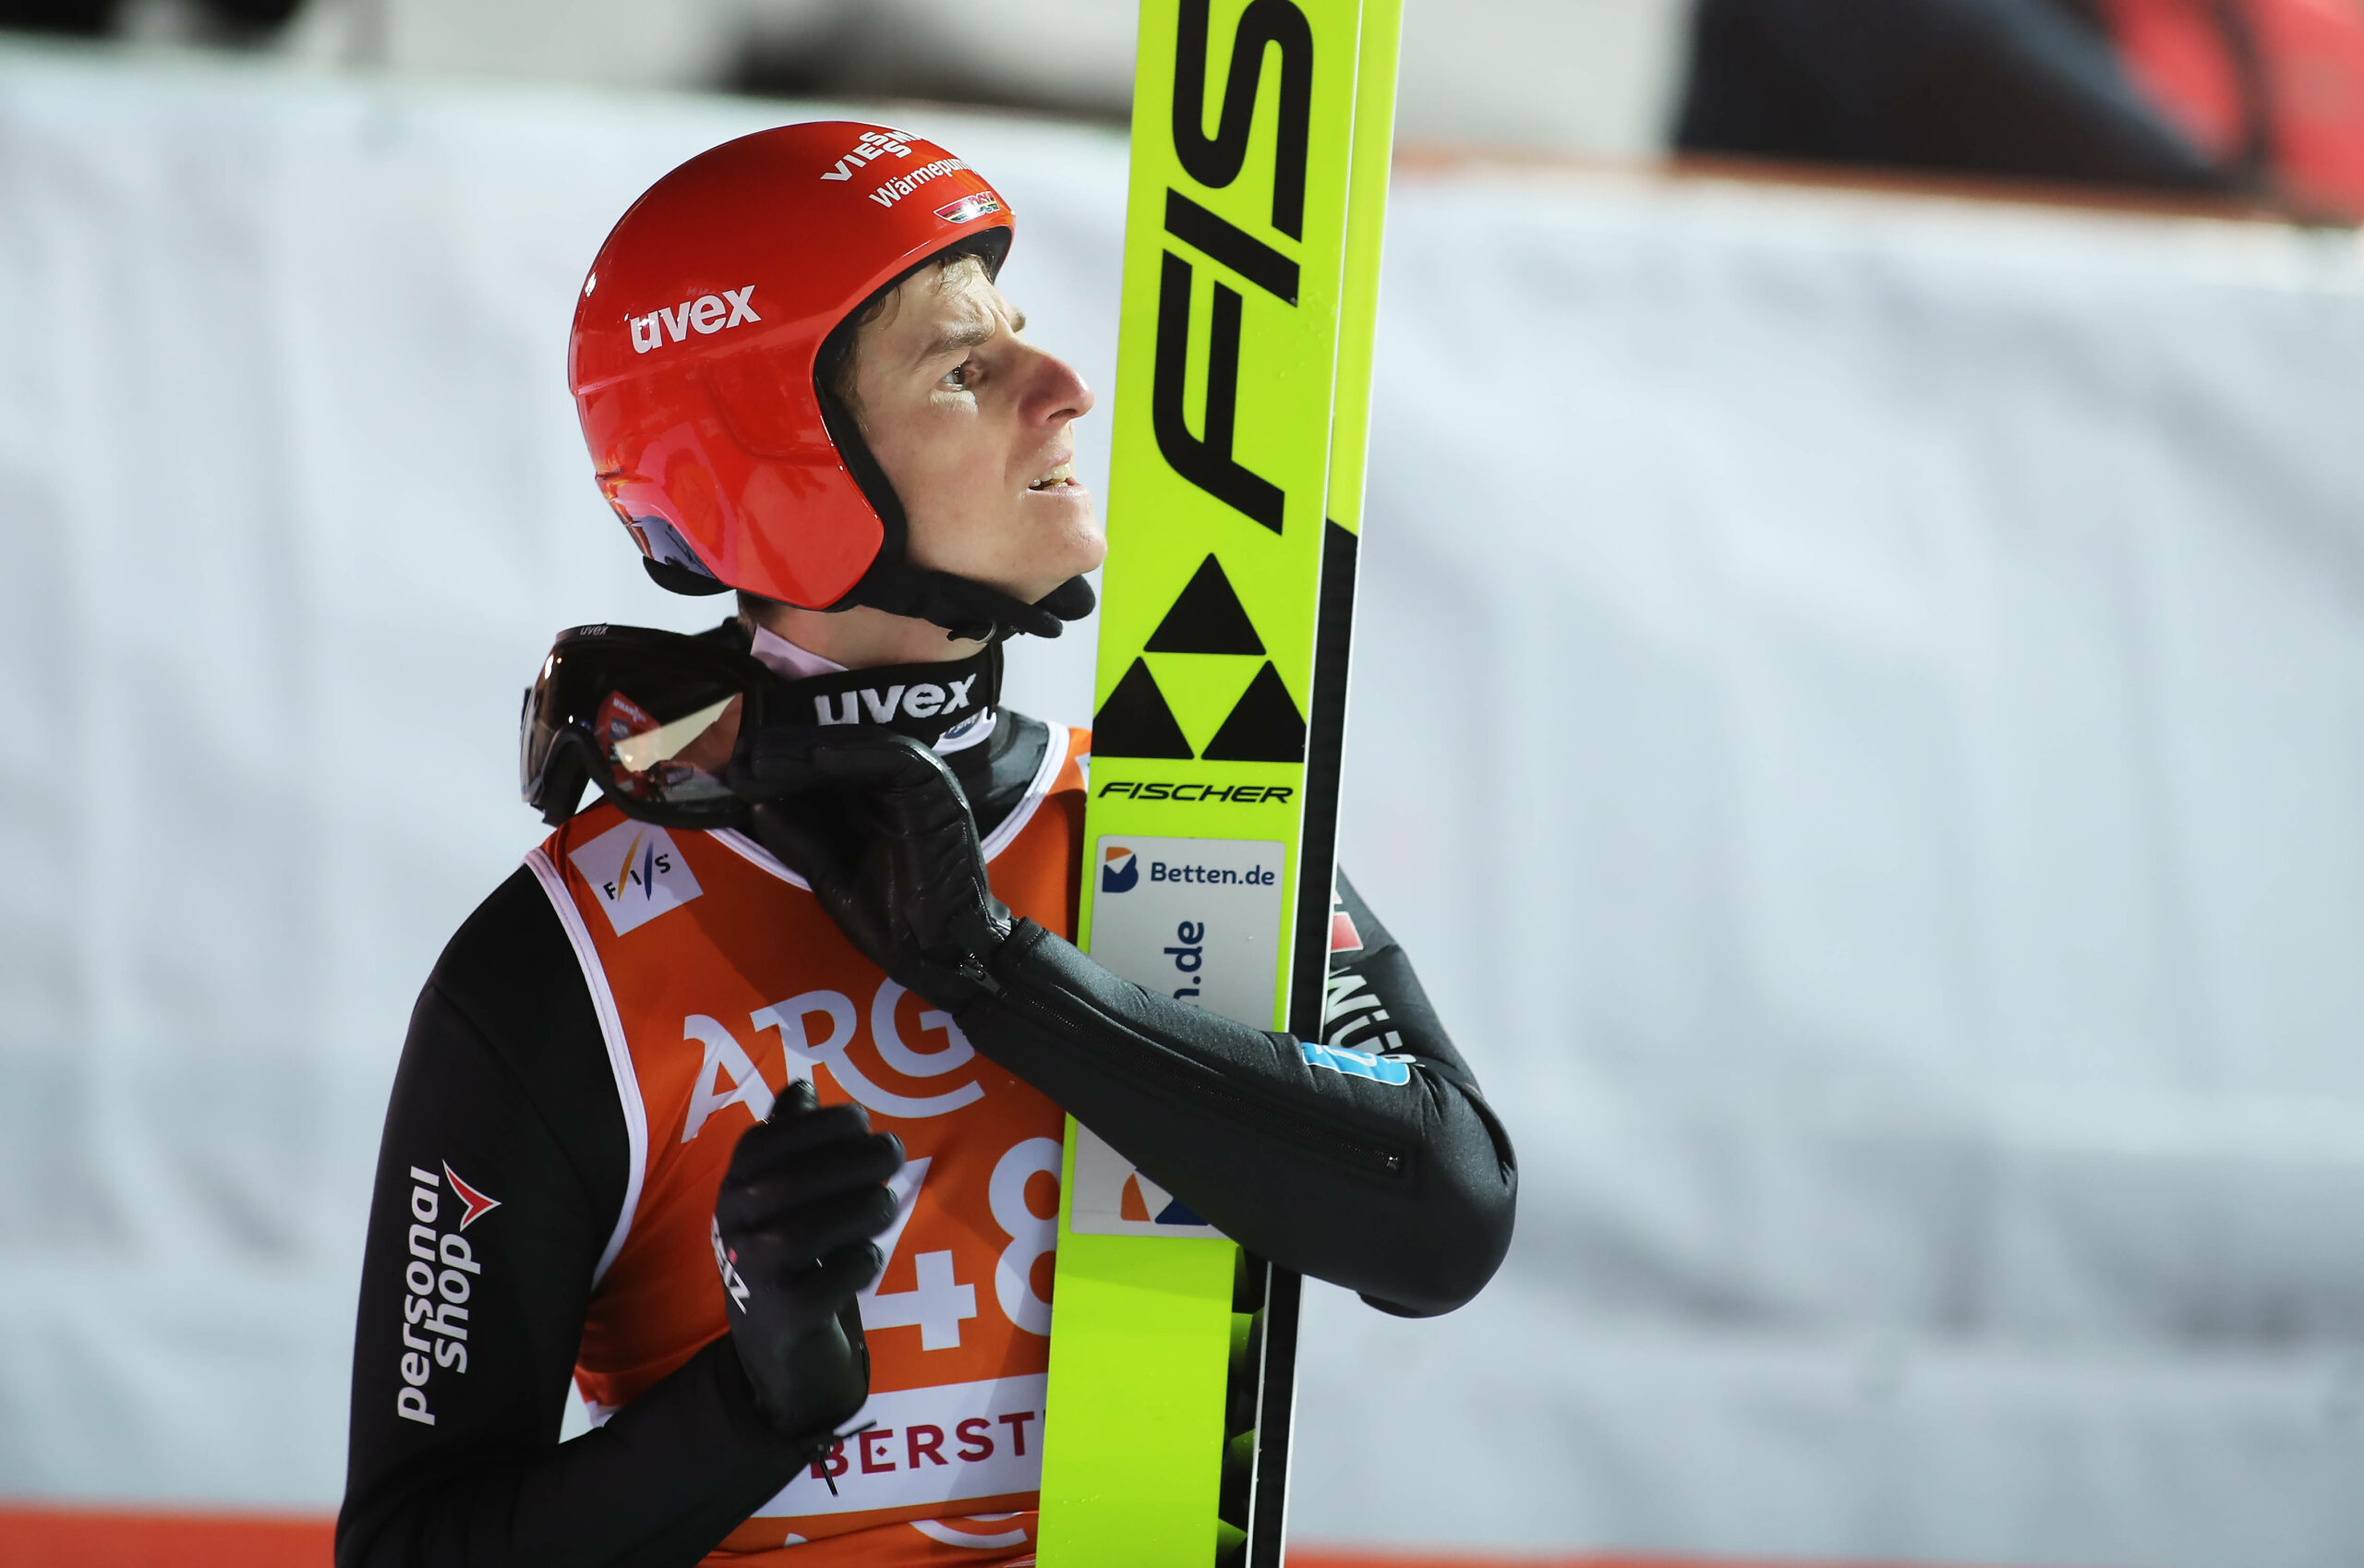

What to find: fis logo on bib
left=1101, top=846, right=1139, bottom=895
left=570, top=819, right=704, bottom=936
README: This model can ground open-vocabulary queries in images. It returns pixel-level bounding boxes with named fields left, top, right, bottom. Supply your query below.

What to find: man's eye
left=943, top=360, right=974, bottom=391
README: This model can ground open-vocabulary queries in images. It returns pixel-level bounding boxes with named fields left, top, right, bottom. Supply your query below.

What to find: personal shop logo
left=1100, top=845, right=1139, bottom=895
left=569, top=818, right=704, bottom=936
left=444, top=1164, right=502, bottom=1229
left=392, top=1161, right=499, bottom=1428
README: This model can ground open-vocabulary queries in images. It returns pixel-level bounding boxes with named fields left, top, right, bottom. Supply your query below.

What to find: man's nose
left=1021, top=344, right=1094, bottom=426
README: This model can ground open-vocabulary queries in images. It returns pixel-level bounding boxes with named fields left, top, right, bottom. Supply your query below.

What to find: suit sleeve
left=957, top=869, right=1517, bottom=1317
left=335, top=869, right=822, bottom=1568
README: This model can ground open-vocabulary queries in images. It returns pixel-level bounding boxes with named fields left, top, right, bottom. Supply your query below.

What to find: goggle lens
left=595, top=687, right=744, bottom=802
left=521, top=629, right=771, bottom=826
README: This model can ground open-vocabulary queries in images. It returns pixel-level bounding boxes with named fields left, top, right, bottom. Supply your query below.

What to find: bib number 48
left=861, top=1139, right=1064, bottom=1348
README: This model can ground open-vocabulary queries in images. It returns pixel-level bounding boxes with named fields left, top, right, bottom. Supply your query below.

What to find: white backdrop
left=4, top=38, right=2364, bottom=1568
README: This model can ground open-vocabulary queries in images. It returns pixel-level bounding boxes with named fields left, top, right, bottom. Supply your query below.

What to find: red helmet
left=568, top=121, right=1091, bottom=639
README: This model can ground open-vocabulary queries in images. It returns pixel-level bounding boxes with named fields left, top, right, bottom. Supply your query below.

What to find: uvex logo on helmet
left=627, top=286, right=760, bottom=356
left=569, top=120, right=1078, bottom=633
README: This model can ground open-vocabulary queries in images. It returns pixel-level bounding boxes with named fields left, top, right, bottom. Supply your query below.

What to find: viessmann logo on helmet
left=817, top=126, right=985, bottom=213
left=628, top=286, right=761, bottom=356
left=817, top=127, right=914, bottom=180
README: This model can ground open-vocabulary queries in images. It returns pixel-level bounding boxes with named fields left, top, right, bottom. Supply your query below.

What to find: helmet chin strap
left=838, top=558, right=1095, bottom=645
left=639, top=551, right=1093, bottom=644
left=643, top=555, right=1092, bottom=647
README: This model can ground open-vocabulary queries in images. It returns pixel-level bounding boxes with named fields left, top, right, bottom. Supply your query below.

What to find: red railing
left=0, top=1503, right=1889, bottom=1568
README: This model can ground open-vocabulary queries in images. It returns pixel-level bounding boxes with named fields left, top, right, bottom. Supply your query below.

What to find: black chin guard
left=836, top=560, right=1095, bottom=645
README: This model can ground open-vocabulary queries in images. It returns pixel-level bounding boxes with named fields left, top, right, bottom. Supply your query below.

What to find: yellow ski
left=1035, top=0, right=1402, bottom=1562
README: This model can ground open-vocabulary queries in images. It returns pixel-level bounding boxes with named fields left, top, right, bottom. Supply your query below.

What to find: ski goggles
left=520, top=624, right=1006, bottom=828
left=520, top=624, right=777, bottom=829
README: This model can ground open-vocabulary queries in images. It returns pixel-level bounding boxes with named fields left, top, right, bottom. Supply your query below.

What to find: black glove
left=711, top=1080, right=904, bottom=1438
left=728, top=729, right=1012, bottom=1009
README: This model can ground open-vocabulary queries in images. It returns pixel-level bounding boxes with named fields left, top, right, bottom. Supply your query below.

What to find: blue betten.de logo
left=1101, top=847, right=1139, bottom=894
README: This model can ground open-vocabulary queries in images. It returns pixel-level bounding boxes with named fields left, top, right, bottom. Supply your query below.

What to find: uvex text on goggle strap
left=520, top=623, right=1003, bottom=827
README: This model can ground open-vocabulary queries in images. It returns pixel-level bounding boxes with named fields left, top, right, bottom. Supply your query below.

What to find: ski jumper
left=537, top=727, right=1082, bottom=1562
left=336, top=707, right=1514, bottom=1568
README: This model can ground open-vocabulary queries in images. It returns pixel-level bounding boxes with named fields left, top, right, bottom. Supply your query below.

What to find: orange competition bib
left=525, top=728, right=1086, bottom=1565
